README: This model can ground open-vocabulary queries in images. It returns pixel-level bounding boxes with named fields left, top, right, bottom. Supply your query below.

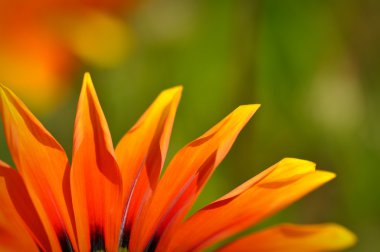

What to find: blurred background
left=0, top=0, right=379, bottom=251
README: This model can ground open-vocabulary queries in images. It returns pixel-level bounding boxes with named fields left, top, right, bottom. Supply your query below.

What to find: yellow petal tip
left=316, top=170, right=336, bottom=182
left=161, top=85, right=183, bottom=96
left=0, top=84, right=13, bottom=107
left=335, top=225, right=358, bottom=249
left=280, top=158, right=316, bottom=170
left=171, top=85, right=184, bottom=92
left=82, top=72, right=95, bottom=90
left=239, top=104, right=261, bottom=111
left=0, top=83, right=9, bottom=95
left=84, top=72, right=92, bottom=80
left=157, top=86, right=183, bottom=103
left=313, top=223, right=358, bottom=250
left=234, top=104, right=261, bottom=118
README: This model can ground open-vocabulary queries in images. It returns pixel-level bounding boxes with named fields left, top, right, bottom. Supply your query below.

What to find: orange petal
left=115, top=86, right=182, bottom=247
left=70, top=73, right=122, bottom=251
left=217, top=223, right=357, bottom=252
left=163, top=158, right=336, bottom=251
left=129, top=105, right=260, bottom=251
left=0, top=176, right=40, bottom=252
left=0, top=160, right=50, bottom=251
left=0, top=84, right=77, bottom=251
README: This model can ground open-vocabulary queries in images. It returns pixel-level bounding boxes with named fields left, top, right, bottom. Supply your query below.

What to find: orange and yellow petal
left=0, top=161, right=42, bottom=251
left=0, top=161, right=51, bottom=251
left=130, top=105, right=260, bottom=251
left=217, top=223, right=357, bottom=252
left=0, top=176, right=40, bottom=252
left=0, top=84, right=77, bottom=251
left=70, top=73, right=122, bottom=251
left=115, top=86, right=182, bottom=247
left=162, top=158, right=335, bottom=251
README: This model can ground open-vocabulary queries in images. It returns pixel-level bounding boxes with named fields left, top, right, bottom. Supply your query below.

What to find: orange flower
left=0, top=1, right=133, bottom=110
left=0, top=73, right=356, bottom=251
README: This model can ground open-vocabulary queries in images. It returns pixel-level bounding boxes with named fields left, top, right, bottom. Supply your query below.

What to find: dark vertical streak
left=91, top=226, right=105, bottom=252
left=119, top=227, right=131, bottom=249
left=144, top=235, right=160, bottom=252
left=37, top=244, right=44, bottom=252
left=58, top=231, right=74, bottom=252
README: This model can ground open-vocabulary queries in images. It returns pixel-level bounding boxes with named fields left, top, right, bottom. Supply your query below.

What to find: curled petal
left=163, top=158, right=335, bottom=251
left=217, top=223, right=357, bottom=252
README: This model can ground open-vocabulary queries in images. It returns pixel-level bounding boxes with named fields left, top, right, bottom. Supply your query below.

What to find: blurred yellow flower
left=0, top=0, right=134, bottom=111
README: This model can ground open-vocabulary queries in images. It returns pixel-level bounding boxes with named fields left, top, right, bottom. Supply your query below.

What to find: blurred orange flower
left=0, top=74, right=356, bottom=251
left=0, top=0, right=134, bottom=110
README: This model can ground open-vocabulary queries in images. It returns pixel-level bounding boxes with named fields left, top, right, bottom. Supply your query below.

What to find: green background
left=1, top=0, right=379, bottom=251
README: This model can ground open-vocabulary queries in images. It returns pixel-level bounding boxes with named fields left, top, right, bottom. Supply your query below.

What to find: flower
left=0, top=73, right=356, bottom=251
left=0, top=1, right=133, bottom=110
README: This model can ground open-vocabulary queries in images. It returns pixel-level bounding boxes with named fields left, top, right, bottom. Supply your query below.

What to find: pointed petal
left=0, top=187, right=40, bottom=252
left=163, top=158, right=336, bottom=251
left=0, top=84, right=77, bottom=251
left=115, top=86, right=182, bottom=246
left=0, top=160, right=51, bottom=251
left=130, top=105, right=260, bottom=251
left=217, top=223, right=357, bottom=252
left=70, top=73, right=122, bottom=251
